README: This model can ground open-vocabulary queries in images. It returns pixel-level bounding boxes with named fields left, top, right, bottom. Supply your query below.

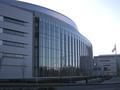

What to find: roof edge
left=0, top=0, right=78, bottom=30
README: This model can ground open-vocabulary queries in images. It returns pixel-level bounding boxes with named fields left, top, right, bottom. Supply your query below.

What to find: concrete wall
left=93, top=56, right=117, bottom=76
left=0, top=3, right=33, bottom=79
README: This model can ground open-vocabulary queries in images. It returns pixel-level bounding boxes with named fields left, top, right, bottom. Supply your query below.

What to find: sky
left=19, top=0, right=120, bottom=56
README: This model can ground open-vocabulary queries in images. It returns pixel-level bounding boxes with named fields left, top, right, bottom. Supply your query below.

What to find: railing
left=0, top=76, right=112, bottom=83
left=0, top=76, right=112, bottom=90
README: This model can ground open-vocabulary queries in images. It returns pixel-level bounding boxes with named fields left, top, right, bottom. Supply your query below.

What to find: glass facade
left=33, top=13, right=93, bottom=77
left=0, top=0, right=93, bottom=78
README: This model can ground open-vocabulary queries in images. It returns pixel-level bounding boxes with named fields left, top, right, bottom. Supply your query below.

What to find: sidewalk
left=102, top=77, right=120, bottom=84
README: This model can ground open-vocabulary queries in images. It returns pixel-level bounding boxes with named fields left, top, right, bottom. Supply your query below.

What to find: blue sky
left=19, top=0, right=120, bottom=56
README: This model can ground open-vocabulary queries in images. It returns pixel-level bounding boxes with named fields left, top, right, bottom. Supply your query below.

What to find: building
left=0, top=0, right=93, bottom=79
left=92, top=55, right=120, bottom=76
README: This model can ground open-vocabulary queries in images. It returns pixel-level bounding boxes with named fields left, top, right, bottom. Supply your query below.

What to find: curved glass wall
left=0, top=0, right=93, bottom=77
left=34, top=13, right=93, bottom=77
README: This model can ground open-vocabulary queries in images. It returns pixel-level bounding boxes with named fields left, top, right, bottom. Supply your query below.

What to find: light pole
left=112, top=44, right=118, bottom=76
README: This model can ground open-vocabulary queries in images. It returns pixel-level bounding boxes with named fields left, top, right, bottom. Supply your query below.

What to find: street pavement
left=0, top=77, right=120, bottom=90
left=56, top=77, right=120, bottom=90
left=102, top=77, right=120, bottom=84
left=56, top=83, right=120, bottom=90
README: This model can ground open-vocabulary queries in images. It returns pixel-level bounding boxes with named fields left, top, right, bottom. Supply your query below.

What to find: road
left=56, top=77, right=120, bottom=90
left=102, top=77, right=120, bottom=84
left=0, top=77, right=120, bottom=90
left=56, top=83, right=120, bottom=90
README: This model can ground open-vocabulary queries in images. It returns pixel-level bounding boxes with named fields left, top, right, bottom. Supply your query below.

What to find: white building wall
left=0, top=3, right=33, bottom=79
left=93, top=56, right=117, bottom=76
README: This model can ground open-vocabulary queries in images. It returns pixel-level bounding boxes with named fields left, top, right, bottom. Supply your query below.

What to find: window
left=0, top=52, right=2, bottom=69
left=3, top=52, right=25, bottom=59
left=0, top=28, right=3, bottom=33
left=0, top=16, right=3, bottom=21
left=3, top=28, right=26, bottom=36
left=0, top=53, right=2, bottom=58
left=4, top=17, right=26, bottom=26
left=3, top=40, right=27, bottom=48
left=0, top=40, right=3, bottom=45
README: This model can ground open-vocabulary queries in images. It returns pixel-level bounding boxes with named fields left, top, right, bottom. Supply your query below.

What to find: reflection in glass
left=34, top=14, right=92, bottom=77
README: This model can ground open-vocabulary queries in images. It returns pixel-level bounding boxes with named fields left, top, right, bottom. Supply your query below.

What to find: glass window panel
left=42, top=21, right=45, bottom=34
left=3, top=28, right=26, bottom=36
left=3, top=40, right=26, bottom=47
left=42, top=56, right=45, bottom=66
left=39, top=57, right=43, bottom=66
left=4, top=17, right=25, bottom=26
left=0, top=40, right=3, bottom=45
left=3, top=53, right=24, bottom=58
left=39, top=47, right=43, bottom=57
left=0, top=16, right=3, bottom=21
left=0, top=28, right=3, bottom=33
left=43, top=47, right=45, bottom=57
left=0, top=52, right=2, bottom=59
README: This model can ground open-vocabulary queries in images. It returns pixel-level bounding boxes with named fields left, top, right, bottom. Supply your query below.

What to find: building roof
left=0, top=0, right=78, bottom=30
left=94, top=54, right=120, bottom=59
left=0, top=0, right=92, bottom=46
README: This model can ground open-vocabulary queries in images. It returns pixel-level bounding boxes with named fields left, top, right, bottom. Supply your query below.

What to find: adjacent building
left=92, top=55, right=120, bottom=76
left=0, top=0, right=93, bottom=79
